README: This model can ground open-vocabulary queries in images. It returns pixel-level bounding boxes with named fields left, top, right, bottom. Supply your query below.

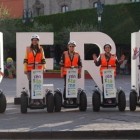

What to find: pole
left=26, top=0, right=29, bottom=10
left=97, top=0, right=103, bottom=31
left=98, top=15, right=101, bottom=31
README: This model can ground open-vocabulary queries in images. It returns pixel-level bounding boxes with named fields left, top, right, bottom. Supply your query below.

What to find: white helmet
left=68, top=40, right=76, bottom=46
left=31, top=34, right=40, bottom=40
left=104, top=43, right=112, bottom=49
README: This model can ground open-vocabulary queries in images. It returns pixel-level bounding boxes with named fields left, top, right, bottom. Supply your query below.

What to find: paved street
left=1, top=74, right=131, bottom=103
left=1, top=75, right=140, bottom=139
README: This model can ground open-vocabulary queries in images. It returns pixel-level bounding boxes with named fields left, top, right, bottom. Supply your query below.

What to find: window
left=131, top=0, right=140, bottom=2
left=93, top=2, right=97, bottom=8
left=61, top=5, right=69, bottom=13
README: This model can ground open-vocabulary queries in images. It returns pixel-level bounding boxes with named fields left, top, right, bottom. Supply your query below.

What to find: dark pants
left=63, top=75, right=66, bottom=100
left=27, top=72, right=32, bottom=97
left=63, top=75, right=77, bottom=104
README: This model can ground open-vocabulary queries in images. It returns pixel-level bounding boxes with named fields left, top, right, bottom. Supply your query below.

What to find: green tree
left=54, top=22, right=97, bottom=65
left=29, top=22, right=53, bottom=32
left=0, top=4, right=10, bottom=20
left=55, top=22, right=97, bottom=48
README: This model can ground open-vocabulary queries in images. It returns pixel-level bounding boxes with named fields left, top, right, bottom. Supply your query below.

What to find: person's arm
left=78, top=55, right=82, bottom=68
left=23, top=48, right=28, bottom=74
left=94, top=56, right=101, bottom=66
left=78, top=55, right=82, bottom=78
left=133, top=53, right=139, bottom=60
left=115, top=56, right=119, bottom=66
left=133, top=47, right=139, bottom=60
left=60, top=53, right=65, bottom=77
left=93, top=53, right=101, bottom=66
left=41, top=47, right=46, bottom=70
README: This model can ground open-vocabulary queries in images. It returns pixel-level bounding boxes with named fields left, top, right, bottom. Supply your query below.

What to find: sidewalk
left=1, top=75, right=140, bottom=139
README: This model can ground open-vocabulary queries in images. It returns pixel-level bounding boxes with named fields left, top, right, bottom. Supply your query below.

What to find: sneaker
left=64, top=100, right=67, bottom=105
left=72, top=99, right=77, bottom=104
left=34, top=101, right=40, bottom=105
left=38, top=99, right=43, bottom=105
left=30, top=100, right=34, bottom=105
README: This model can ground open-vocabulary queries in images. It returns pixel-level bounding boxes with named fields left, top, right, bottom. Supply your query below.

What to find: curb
left=0, top=130, right=140, bottom=139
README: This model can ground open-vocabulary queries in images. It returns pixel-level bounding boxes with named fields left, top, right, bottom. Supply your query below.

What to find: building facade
left=24, top=0, right=139, bottom=17
left=0, top=0, right=23, bottom=18
left=0, top=0, right=139, bottom=18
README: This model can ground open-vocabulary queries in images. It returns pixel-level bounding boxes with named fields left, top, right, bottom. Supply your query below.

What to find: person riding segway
left=54, top=40, right=87, bottom=112
left=92, top=43, right=126, bottom=111
left=21, top=34, right=54, bottom=113
left=129, top=47, right=140, bottom=111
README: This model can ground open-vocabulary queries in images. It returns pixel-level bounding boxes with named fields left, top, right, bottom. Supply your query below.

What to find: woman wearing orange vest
left=60, top=40, right=82, bottom=101
left=23, top=34, right=46, bottom=95
left=93, top=44, right=118, bottom=83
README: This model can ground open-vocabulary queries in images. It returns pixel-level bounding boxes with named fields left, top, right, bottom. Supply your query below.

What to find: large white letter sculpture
left=16, top=32, right=54, bottom=99
left=131, top=31, right=140, bottom=93
left=0, top=32, right=3, bottom=83
left=16, top=32, right=116, bottom=102
left=70, top=32, right=116, bottom=90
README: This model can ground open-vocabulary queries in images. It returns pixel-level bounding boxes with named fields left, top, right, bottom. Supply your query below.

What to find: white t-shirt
left=120, top=60, right=127, bottom=69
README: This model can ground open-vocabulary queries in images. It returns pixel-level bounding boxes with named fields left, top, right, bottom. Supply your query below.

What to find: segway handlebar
left=64, top=66, right=79, bottom=69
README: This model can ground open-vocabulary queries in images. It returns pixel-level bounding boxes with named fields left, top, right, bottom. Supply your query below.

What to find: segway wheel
left=0, top=93, right=7, bottom=113
left=92, top=92, right=100, bottom=112
left=54, top=91, right=62, bottom=112
left=20, top=93, right=28, bottom=113
left=79, top=91, right=87, bottom=111
left=46, top=92, right=54, bottom=113
left=118, top=91, right=126, bottom=111
left=129, top=91, right=137, bottom=111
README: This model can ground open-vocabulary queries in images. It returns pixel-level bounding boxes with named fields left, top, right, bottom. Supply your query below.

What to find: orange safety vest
left=100, top=53, right=116, bottom=76
left=26, top=47, right=44, bottom=71
left=63, top=51, right=80, bottom=75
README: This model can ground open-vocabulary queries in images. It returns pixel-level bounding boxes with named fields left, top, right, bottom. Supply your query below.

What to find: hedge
left=0, top=2, right=140, bottom=59
left=35, top=2, right=140, bottom=44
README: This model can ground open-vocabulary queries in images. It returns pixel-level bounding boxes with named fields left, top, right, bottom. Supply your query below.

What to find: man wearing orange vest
left=23, top=34, right=46, bottom=96
left=93, top=43, right=118, bottom=83
left=60, top=40, right=82, bottom=102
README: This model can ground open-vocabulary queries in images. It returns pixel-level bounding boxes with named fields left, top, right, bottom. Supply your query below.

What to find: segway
left=129, top=89, right=138, bottom=111
left=0, top=89, right=6, bottom=113
left=0, top=69, right=7, bottom=113
left=92, top=68, right=126, bottom=112
left=54, top=67, right=87, bottom=112
left=20, top=69, right=54, bottom=113
left=129, top=64, right=140, bottom=111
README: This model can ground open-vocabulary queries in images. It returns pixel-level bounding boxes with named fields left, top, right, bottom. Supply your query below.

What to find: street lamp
left=95, top=0, right=104, bottom=31
left=22, top=9, right=34, bottom=24
left=22, top=0, right=33, bottom=24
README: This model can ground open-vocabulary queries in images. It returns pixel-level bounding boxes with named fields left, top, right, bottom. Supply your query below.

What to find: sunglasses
left=32, top=39, right=39, bottom=41
left=69, top=46, right=75, bottom=48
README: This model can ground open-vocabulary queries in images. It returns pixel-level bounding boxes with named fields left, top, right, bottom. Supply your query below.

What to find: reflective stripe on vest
left=100, top=53, right=116, bottom=76
left=63, top=51, right=79, bottom=75
left=26, top=47, right=43, bottom=71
